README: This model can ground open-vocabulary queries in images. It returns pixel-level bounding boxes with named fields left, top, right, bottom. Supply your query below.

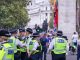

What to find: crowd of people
left=0, top=27, right=78, bottom=60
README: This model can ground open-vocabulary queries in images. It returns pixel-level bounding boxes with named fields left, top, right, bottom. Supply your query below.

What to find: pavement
left=46, top=53, right=77, bottom=60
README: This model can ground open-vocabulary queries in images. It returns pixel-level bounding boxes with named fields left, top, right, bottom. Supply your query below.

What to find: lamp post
left=39, top=6, right=42, bottom=26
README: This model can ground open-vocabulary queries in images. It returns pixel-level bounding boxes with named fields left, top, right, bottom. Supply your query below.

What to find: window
left=45, top=13, right=47, bottom=16
left=29, top=1, right=32, bottom=5
left=50, top=7, right=52, bottom=10
left=46, top=7, right=47, bottom=11
left=31, top=2, right=32, bottom=5
left=50, top=13, right=52, bottom=16
left=27, top=9, right=30, bottom=11
left=27, top=2, right=29, bottom=5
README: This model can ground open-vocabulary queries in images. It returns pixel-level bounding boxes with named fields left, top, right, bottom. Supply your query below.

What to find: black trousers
left=30, top=53, right=39, bottom=60
left=14, top=51, right=21, bottom=60
left=21, top=52, right=28, bottom=60
left=51, top=52, right=66, bottom=60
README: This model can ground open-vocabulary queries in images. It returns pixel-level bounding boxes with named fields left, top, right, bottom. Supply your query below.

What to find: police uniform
left=0, top=30, right=14, bottom=60
left=18, top=28, right=33, bottom=60
left=29, top=33, right=41, bottom=60
left=25, top=28, right=33, bottom=60
left=18, top=29, right=27, bottom=60
left=48, top=31, right=67, bottom=60
left=62, top=36, right=68, bottom=41
left=9, top=29, right=26, bottom=60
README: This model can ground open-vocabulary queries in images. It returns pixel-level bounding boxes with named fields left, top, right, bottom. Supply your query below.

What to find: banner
left=53, top=0, right=58, bottom=28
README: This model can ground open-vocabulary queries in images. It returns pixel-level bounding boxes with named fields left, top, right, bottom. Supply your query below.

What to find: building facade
left=58, top=0, right=76, bottom=40
left=26, top=0, right=52, bottom=28
left=76, top=0, right=80, bottom=35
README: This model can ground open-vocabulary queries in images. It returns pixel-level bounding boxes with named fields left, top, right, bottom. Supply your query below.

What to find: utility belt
left=15, top=50, right=21, bottom=55
left=17, top=45, right=27, bottom=52
left=30, top=46, right=42, bottom=54
left=51, top=48, right=66, bottom=54
left=30, top=50, right=40, bottom=55
left=37, top=45, right=42, bottom=51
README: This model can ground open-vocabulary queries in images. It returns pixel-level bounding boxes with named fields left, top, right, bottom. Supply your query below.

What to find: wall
left=26, top=0, right=52, bottom=28
left=58, top=0, right=76, bottom=41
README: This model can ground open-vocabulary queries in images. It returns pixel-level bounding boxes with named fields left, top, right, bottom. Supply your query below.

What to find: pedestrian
left=40, top=33, right=49, bottom=60
left=72, top=32, right=78, bottom=47
left=0, top=30, right=14, bottom=60
left=47, top=33, right=52, bottom=43
left=48, top=31, right=67, bottom=60
left=42, top=20, right=48, bottom=33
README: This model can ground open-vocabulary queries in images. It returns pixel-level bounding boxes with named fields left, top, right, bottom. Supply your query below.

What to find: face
left=26, top=32, right=30, bottom=36
left=43, top=34, right=47, bottom=37
left=36, top=36, right=40, bottom=40
left=0, top=36, right=8, bottom=42
left=20, top=32, right=26, bottom=36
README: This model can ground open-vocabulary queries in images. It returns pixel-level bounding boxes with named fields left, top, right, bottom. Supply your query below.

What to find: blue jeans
left=41, top=46, right=47, bottom=60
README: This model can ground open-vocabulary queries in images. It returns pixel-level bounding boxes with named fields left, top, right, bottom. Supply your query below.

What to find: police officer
left=25, top=28, right=33, bottom=60
left=62, top=36, right=69, bottom=55
left=62, top=36, right=68, bottom=41
left=29, top=33, right=40, bottom=60
left=48, top=31, right=67, bottom=60
left=9, top=29, right=26, bottom=60
left=0, top=30, right=14, bottom=60
left=18, top=28, right=27, bottom=60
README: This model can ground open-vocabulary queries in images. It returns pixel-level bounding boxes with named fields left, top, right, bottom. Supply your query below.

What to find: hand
left=28, top=52, right=31, bottom=57
left=47, top=50, right=51, bottom=54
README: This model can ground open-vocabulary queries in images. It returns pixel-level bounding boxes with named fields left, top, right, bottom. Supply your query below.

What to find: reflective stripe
left=6, top=59, right=12, bottom=60
left=8, top=37, right=17, bottom=53
left=3, top=43, right=14, bottom=60
left=0, top=48, right=5, bottom=60
left=32, top=50, right=39, bottom=54
left=52, top=37, right=67, bottom=54
left=29, top=40, right=40, bottom=54
left=19, top=41, right=27, bottom=52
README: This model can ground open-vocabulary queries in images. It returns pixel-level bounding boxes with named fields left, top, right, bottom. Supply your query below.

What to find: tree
left=42, top=20, right=48, bottom=32
left=49, top=17, right=53, bottom=28
left=0, top=0, right=29, bottom=29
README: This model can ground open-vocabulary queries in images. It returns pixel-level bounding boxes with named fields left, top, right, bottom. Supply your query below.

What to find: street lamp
left=39, top=7, right=42, bottom=26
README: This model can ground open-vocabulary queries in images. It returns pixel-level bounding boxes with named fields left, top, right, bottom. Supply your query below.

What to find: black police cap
left=26, top=28, right=33, bottom=34
left=19, top=29, right=25, bottom=32
left=57, top=31, right=63, bottom=34
left=57, top=31, right=63, bottom=36
left=62, top=36, right=68, bottom=40
left=32, top=33, right=39, bottom=37
left=0, top=30, right=11, bottom=37
left=10, top=29, right=17, bottom=34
